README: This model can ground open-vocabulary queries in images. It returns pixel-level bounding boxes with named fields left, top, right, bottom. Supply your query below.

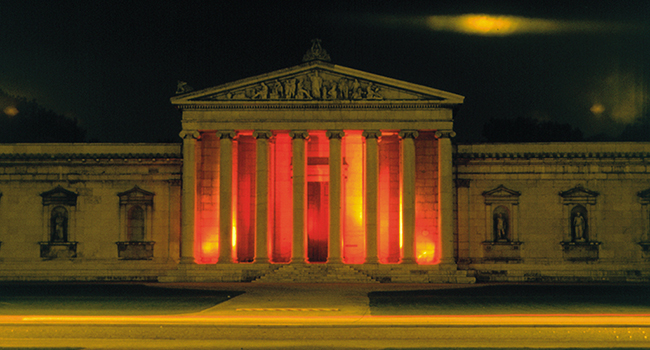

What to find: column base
left=400, top=258, right=417, bottom=265
left=254, top=258, right=270, bottom=264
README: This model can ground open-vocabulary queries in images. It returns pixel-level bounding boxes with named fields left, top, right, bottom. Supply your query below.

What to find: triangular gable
left=560, top=185, right=599, bottom=205
left=41, top=186, right=78, bottom=206
left=118, top=186, right=154, bottom=206
left=171, top=60, right=464, bottom=106
left=482, top=185, right=521, bottom=204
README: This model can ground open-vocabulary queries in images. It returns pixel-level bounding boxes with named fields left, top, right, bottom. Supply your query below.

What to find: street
left=1, top=283, right=650, bottom=349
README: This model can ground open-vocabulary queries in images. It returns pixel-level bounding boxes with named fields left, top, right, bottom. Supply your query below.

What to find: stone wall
left=0, top=144, right=182, bottom=281
left=455, top=142, right=650, bottom=282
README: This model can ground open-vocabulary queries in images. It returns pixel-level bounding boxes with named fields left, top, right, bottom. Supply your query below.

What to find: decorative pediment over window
left=482, top=185, right=521, bottom=205
left=638, top=188, right=650, bottom=205
left=40, top=186, right=77, bottom=206
left=559, top=184, right=599, bottom=205
left=117, top=186, right=154, bottom=206
left=171, top=61, right=464, bottom=104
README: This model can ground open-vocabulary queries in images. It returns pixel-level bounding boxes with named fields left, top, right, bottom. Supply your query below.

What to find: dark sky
left=1, top=1, right=649, bottom=143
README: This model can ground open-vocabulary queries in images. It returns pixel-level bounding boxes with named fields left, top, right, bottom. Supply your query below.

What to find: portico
left=170, top=43, right=465, bottom=281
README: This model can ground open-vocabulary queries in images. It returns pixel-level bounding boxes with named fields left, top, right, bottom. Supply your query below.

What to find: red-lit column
left=254, top=130, right=271, bottom=264
left=363, top=130, right=380, bottom=264
left=435, top=130, right=457, bottom=266
left=327, top=130, right=344, bottom=264
left=217, top=130, right=236, bottom=264
left=179, top=130, right=200, bottom=264
left=290, top=130, right=309, bottom=264
left=399, top=130, right=419, bottom=264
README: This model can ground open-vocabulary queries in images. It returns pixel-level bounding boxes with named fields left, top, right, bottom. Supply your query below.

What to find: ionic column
left=290, top=131, right=309, bottom=264
left=435, top=130, right=457, bottom=266
left=217, top=130, right=236, bottom=264
left=399, top=130, right=419, bottom=264
left=363, top=130, right=380, bottom=264
left=179, top=130, right=200, bottom=264
left=327, top=130, right=344, bottom=264
left=253, top=130, right=271, bottom=264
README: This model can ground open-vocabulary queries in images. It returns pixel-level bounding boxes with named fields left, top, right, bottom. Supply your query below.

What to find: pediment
left=118, top=186, right=154, bottom=205
left=560, top=185, right=599, bottom=205
left=171, top=61, right=464, bottom=106
left=482, top=185, right=521, bottom=204
left=41, top=186, right=77, bottom=206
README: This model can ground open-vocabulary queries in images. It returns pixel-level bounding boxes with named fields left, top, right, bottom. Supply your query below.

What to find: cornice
left=454, top=152, right=650, bottom=160
left=177, top=101, right=457, bottom=111
left=0, top=153, right=182, bottom=161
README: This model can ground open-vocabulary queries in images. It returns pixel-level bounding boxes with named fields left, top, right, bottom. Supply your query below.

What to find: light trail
left=5, top=313, right=650, bottom=327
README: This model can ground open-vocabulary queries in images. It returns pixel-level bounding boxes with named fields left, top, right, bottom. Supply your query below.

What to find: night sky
left=1, top=1, right=648, bottom=143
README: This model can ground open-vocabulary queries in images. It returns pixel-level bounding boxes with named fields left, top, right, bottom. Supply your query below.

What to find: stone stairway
left=253, top=263, right=379, bottom=283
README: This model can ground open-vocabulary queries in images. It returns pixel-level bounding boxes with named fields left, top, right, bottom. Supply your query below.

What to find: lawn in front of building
left=369, top=284, right=650, bottom=315
left=0, top=283, right=241, bottom=316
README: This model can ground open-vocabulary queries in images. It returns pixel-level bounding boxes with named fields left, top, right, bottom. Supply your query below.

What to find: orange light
left=194, top=132, right=220, bottom=264
left=270, top=131, right=293, bottom=263
left=414, top=131, right=440, bottom=265
left=3, top=106, right=19, bottom=117
left=378, top=132, right=401, bottom=264
left=342, top=131, right=365, bottom=264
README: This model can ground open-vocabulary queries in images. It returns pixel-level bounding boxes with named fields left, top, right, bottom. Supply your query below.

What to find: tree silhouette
left=0, top=89, right=86, bottom=143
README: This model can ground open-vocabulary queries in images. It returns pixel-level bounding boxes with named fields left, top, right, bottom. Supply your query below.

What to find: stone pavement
left=158, top=282, right=464, bottom=317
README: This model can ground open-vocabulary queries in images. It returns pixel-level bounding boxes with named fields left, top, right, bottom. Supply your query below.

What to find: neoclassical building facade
left=0, top=43, right=649, bottom=283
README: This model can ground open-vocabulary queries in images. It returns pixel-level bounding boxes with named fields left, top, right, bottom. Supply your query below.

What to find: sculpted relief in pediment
left=196, top=70, right=436, bottom=102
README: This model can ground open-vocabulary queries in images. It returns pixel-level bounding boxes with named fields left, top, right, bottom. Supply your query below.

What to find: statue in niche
left=492, top=206, right=509, bottom=241
left=309, top=71, right=323, bottom=99
left=50, top=207, right=68, bottom=242
left=338, top=78, right=350, bottom=99
left=295, top=77, right=312, bottom=99
left=572, top=212, right=586, bottom=241
left=251, top=82, right=269, bottom=99
left=284, top=78, right=296, bottom=99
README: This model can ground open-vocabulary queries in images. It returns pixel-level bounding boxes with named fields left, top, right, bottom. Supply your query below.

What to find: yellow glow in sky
left=3, top=106, right=19, bottom=117
left=426, top=14, right=623, bottom=36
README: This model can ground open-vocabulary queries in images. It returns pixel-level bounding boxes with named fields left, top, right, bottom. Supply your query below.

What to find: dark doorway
left=308, top=181, right=329, bottom=262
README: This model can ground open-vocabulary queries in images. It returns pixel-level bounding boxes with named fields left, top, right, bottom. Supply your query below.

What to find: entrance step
left=253, top=264, right=379, bottom=283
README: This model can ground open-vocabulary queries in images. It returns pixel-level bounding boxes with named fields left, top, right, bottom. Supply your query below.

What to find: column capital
left=434, top=130, right=457, bottom=139
left=179, top=130, right=200, bottom=140
left=398, top=130, right=419, bottom=139
left=289, top=130, right=309, bottom=140
left=253, top=130, right=272, bottom=139
left=362, top=130, right=381, bottom=139
left=216, top=130, right=236, bottom=139
left=326, top=130, right=345, bottom=139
